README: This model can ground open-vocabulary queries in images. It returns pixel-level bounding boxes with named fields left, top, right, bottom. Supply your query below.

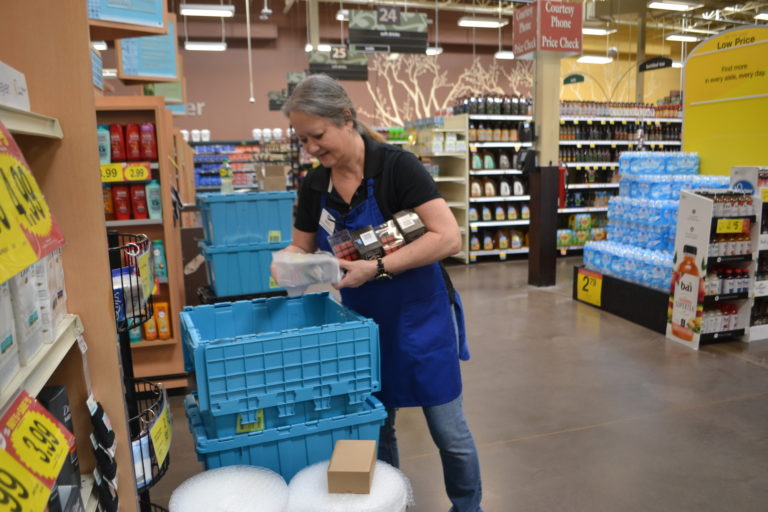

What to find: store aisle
left=151, top=257, right=768, bottom=511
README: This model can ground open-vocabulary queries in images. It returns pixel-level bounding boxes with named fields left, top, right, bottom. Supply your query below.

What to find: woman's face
left=289, top=110, right=354, bottom=168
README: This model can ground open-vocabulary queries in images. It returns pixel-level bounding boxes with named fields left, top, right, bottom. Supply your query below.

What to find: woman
left=278, top=74, right=483, bottom=512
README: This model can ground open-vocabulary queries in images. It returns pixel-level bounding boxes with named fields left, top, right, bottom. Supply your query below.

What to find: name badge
left=319, top=208, right=336, bottom=235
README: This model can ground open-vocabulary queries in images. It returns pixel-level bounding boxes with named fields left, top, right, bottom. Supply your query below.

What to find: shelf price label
left=125, top=163, right=151, bottom=181
left=100, top=162, right=152, bottom=182
left=100, top=164, right=123, bottom=182
left=576, top=268, right=603, bottom=307
left=716, top=218, right=749, bottom=234
left=150, top=398, right=172, bottom=467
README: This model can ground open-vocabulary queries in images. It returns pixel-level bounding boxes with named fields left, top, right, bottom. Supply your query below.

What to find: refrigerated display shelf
left=470, top=195, right=531, bottom=202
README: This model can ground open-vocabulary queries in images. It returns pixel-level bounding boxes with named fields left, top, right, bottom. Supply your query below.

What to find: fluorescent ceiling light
left=458, top=16, right=509, bottom=28
left=755, top=12, right=768, bottom=20
left=648, top=2, right=703, bottom=12
left=426, top=46, right=444, bottom=55
left=582, top=27, right=617, bottom=36
left=577, top=55, right=614, bottom=64
left=336, top=9, right=349, bottom=21
left=184, top=41, right=227, bottom=51
left=317, top=44, right=332, bottom=52
left=666, top=33, right=700, bottom=42
left=494, top=50, right=515, bottom=59
left=387, top=53, right=400, bottom=61
left=180, top=3, right=235, bottom=17
left=91, top=40, right=108, bottom=51
left=305, top=43, right=313, bottom=52
left=102, top=68, right=117, bottom=77
left=672, top=61, right=683, bottom=68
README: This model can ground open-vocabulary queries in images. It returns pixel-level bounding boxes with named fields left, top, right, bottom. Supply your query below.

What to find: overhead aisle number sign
left=348, top=10, right=428, bottom=54
left=0, top=122, right=65, bottom=283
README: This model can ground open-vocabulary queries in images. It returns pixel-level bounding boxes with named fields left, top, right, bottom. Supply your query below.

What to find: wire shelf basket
left=130, top=380, right=171, bottom=493
left=107, top=232, right=155, bottom=332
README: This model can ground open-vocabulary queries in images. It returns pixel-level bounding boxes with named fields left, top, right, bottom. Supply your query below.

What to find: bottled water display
left=583, top=151, right=717, bottom=292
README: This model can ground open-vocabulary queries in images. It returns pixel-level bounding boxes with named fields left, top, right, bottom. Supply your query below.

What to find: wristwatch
left=375, top=256, right=393, bottom=280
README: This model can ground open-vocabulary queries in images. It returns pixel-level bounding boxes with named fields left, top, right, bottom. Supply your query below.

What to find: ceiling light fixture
left=577, top=55, right=614, bottom=64
left=317, top=43, right=332, bottom=52
left=458, top=16, right=509, bottom=28
left=260, top=0, right=271, bottom=20
left=426, top=46, right=444, bottom=55
left=336, top=9, right=349, bottom=21
left=582, top=27, right=617, bottom=36
left=184, top=41, right=228, bottom=51
left=102, top=68, right=117, bottom=77
left=494, top=50, right=515, bottom=59
left=755, top=12, right=768, bottom=20
left=666, top=33, right=700, bottom=42
left=387, top=53, right=401, bottom=60
left=647, top=2, right=703, bottom=12
left=91, top=41, right=108, bottom=51
left=426, top=0, right=442, bottom=56
left=180, top=3, right=235, bottom=17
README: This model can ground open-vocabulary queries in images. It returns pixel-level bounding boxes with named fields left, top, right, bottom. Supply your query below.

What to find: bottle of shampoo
left=140, top=122, right=157, bottom=160
left=145, top=180, right=162, bottom=219
left=111, top=185, right=131, bottom=220
left=155, top=302, right=171, bottom=339
left=109, top=124, right=125, bottom=162
left=97, top=124, right=111, bottom=164
left=125, top=123, right=142, bottom=161
left=129, top=184, right=148, bottom=219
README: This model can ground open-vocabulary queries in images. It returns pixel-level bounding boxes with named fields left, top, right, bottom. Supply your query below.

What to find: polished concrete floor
left=149, top=257, right=768, bottom=511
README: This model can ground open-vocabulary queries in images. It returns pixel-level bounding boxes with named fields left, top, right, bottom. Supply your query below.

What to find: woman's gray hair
left=282, top=74, right=361, bottom=132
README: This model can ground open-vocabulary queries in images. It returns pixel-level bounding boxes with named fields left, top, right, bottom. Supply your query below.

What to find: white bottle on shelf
left=219, top=159, right=234, bottom=194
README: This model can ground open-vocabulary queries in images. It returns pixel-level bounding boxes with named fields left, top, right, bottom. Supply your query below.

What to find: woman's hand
left=334, top=258, right=377, bottom=289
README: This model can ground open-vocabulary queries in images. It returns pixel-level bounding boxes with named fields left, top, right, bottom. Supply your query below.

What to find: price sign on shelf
left=0, top=122, right=65, bottom=282
left=0, top=450, right=52, bottom=512
left=125, top=163, right=151, bottom=181
left=576, top=268, right=603, bottom=307
left=100, top=162, right=152, bottom=182
left=149, top=398, right=172, bottom=467
left=716, top=218, right=749, bottom=234
left=100, top=163, right=123, bottom=182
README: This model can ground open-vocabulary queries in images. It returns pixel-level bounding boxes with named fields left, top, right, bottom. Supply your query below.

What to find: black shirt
left=295, top=134, right=441, bottom=232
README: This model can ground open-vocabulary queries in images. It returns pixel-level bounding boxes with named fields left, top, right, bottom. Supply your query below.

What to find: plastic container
left=197, top=191, right=296, bottom=245
left=185, top=394, right=386, bottom=482
left=97, top=124, right=111, bottom=164
left=200, top=240, right=289, bottom=297
left=145, top=180, right=162, bottom=220
left=180, top=292, right=380, bottom=437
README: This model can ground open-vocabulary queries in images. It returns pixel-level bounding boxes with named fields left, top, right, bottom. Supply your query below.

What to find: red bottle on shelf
left=125, top=123, right=142, bottom=161
left=140, top=122, right=157, bottom=160
left=112, top=185, right=131, bottom=220
left=109, top=124, right=126, bottom=162
left=130, top=184, right=148, bottom=219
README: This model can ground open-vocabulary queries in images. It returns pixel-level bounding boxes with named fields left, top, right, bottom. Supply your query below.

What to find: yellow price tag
left=576, top=268, right=603, bottom=307
left=621, top=120, right=627, bottom=125
left=100, top=163, right=123, bottom=182
left=577, top=144, right=582, bottom=149
left=124, top=163, right=151, bottom=181
left=574, top=120, right=579, bottom=124
left=600, top=120, right=606, bottom=125
left=587, top=120, right=593, bottom=125
left=611, top=144, right=616, bottom=148
left=149, top=400, right=172, bottom=467
left=716, top=218, right=746, bottom=234
left=762, top=188, right=768, bottom=203
left=138, top=249, right=153, bottom=303
left=560, top=120, right=565, bottom=125
left=268, top=230, right=282, bottom=242
left=470, top=225, right=478, bottom=233
left=0, top=450, right=52, bottom=512
left=590, top=144, right=596, bottom=148
left=609, top=120, right=615, bottom=125
left=10, top=411, right=70, bottom=482
left=269, top=276, right=279, bottom=289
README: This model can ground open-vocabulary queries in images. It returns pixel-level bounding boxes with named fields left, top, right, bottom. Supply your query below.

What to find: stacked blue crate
left=197, top=191, right=296, bottom=296
left=181, top=292, right=387, bottom=481
left=584, top=152, right=729, bottom=291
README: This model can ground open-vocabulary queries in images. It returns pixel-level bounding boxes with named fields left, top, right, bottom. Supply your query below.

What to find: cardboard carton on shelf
left=327, top=439, right=377, bottom=494
left=261, top=164, right=288, bottom=191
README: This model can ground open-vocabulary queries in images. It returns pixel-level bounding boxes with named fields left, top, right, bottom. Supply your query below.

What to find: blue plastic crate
left=185, top=394, right=386, bottom=482
left=197, top=191, right=296, bottom=245
left=201, top=240, right=289, bottom=297
left=181, top=292, right=380, bottom=435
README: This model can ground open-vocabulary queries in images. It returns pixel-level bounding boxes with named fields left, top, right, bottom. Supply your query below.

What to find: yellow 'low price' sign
left=100, top=162, right=152, bottom=182
left=576, top=268, right=603, bottom=307
left=0, top=450, right=52, bottom=512
left=150, top=400, right=172, bottom=467
left=716, top=218, right=747, bottom=234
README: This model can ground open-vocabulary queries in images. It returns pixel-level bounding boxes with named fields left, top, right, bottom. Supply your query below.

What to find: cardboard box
left=261, top=165, right=287, bottom=191
left=0, top=60, right=30, bottom=111
left=327, top=440, right=376, bottom=494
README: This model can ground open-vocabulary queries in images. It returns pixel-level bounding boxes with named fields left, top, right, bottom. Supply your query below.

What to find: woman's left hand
left=334, top=258, right=377, bottom=289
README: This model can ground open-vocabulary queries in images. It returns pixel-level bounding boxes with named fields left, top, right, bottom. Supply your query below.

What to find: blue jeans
left=378, top=395, right=483, bottom=512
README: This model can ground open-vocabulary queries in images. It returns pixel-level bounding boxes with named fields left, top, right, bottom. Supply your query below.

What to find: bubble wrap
left=169, top=465, right=289, bottom=512
left=286, top=461, right=414, bottom=512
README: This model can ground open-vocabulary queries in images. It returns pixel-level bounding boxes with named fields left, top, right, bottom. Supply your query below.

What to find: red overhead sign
left=513, top=0, right=582, bottom=59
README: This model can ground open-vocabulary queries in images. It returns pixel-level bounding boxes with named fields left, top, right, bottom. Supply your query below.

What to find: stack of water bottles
left=584, top=152, right=730, bottom=291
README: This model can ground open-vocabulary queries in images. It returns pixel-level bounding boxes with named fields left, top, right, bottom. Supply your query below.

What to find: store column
left=513, top=0, right=582, bottom=286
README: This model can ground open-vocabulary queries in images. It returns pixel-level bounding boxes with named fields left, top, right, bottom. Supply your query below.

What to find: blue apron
left=317, top=178, right=469, bottom=408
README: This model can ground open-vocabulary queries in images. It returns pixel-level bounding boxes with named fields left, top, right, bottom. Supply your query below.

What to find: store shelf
left=105, top=218, right=164, bottom=228
left=707, top=254, right=753, bottom=265
left=560, top=140, right=681, bottom=146
left=748, top=324, right=768, bottom=341
left=560, top=116, right=683, bottom=123
left=703, top=292, right=750, bottom=305
left=471, top=142, right=533, bottom=148
left=469, top=248, right=529, bottom=260
left=88, top=18, right=167, bottom=41
left=130, top=338, right=178, bottom=349
left=470, top=195, right=531, bottom=202
left=469, top=169, right=525, bottom=175
left=558, top=206, right=609, bottom=213
left=418, top=151, right=466, bottom=158
left=0, top=104, right=63, bottom=139
left=431, top=128, right=466, bottom=133
left=0, top=315, right=83, bottom=408
left=564, top=162, right=619, bottom=168
left=433, top=176, right=467, bottom=183
left=446, top=201, right=467, bottom=210
left=469, top=115, right=532, bottom=121
left=558, top=245, right=586, bottom=253
left=471, top=220, right=530, bottom=228
left=566, top=183, right=620, bottom=190
left=710, top=215, right=757, bottom=228
left=700, top=328, right=745, bottom=343
left=195, top=185, right=260, bottom=191
left=81, top=475, right=97, bottom=512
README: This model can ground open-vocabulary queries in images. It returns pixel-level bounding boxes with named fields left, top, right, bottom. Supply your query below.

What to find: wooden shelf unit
left=2, top=2, right=142, bottom=509
left=95, top=96, right=187, bottom=388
